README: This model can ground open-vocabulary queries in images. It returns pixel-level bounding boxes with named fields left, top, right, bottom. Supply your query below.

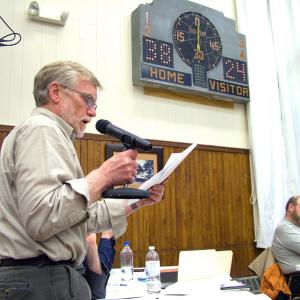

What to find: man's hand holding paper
left=139, top=143, right=197, bottom=191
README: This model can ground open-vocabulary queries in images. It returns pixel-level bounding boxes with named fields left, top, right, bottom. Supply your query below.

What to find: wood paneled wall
left=0, top=125, right=261, bottom=277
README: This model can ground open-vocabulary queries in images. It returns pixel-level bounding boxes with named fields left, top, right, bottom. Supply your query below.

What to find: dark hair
left=285, top=195, right=300, bottom=211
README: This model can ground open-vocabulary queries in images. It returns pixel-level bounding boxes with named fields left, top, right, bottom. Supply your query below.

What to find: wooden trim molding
left=0, top=125, right=249, bottom=154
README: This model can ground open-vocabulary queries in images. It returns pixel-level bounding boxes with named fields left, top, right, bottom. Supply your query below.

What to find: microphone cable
left=0, top=16, right=22, bottom=47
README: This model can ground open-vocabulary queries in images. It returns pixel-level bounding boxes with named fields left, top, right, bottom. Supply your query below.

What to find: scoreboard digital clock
left=131, top=0, right=250, bottom=103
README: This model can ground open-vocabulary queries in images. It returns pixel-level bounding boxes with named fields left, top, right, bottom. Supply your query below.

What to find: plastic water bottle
left=145, top=246, right=161, bottom=294
left=120, top=241, right=134, bottom=281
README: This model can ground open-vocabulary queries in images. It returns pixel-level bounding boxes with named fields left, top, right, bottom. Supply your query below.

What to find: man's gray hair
left=33, top=61, right=101, bottom=107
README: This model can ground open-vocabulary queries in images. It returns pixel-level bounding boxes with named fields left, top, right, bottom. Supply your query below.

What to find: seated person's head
left=285, top=195, right=300, bottom=226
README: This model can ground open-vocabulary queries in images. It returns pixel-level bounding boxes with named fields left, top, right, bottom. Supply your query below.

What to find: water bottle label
left=121, top=266, right=133, bottom=281
left=145, top=261, right=160, bottom=277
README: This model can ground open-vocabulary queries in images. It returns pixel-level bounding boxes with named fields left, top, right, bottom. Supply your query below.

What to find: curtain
left=235, top=0, right=300, bottom=248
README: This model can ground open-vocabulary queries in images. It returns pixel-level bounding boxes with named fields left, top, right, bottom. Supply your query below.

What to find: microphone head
left=95, top=119, right=152, bottom=151
left=96, top=119, right=110, bottom=134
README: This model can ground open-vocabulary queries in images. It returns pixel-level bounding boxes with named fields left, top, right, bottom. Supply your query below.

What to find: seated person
left=272, top=195, right=300, bottom=299
left=83, top=230, right=116, bottom=299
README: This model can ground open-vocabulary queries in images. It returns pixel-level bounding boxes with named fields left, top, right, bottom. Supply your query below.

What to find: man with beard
left=272, top=195, right=300, bottom=299
left=0, top=61, right=164, bottom=300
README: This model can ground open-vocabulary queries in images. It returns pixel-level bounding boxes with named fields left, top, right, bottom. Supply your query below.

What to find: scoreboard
left=131, top=0, right=250, bottom=103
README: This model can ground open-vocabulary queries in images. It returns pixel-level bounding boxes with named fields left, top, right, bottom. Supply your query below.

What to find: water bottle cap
left=149, top=246, right=155, bottom=250
left=124, top=241, right=129, bottom=246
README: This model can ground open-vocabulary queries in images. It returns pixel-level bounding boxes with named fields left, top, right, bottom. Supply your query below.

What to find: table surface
left=104, top=268, right=270, bottom=300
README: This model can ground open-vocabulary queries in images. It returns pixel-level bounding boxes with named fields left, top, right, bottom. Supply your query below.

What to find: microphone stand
left=102, top=143, right=150, bottom=199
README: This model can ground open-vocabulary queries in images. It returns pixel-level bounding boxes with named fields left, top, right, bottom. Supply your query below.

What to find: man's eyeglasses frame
left=60, top=85, right=97, bottom=111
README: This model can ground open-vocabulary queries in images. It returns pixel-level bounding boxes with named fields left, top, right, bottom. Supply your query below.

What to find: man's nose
left=87, top=107, right=97, bottom=117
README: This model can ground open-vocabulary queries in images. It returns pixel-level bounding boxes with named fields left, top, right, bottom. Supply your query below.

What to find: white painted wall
left=0, top=0, right=248, bottom=148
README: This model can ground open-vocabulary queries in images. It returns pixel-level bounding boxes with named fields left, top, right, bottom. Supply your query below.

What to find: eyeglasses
left=61, top=85, right=97, bottom=110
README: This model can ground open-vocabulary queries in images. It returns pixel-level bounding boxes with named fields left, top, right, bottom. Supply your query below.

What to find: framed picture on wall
left=105, top=144, right=163, bottom=188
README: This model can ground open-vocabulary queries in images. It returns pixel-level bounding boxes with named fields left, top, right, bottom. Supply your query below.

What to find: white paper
left=163, top=279, right=270, bottom=299
left=105, top=269, right=147, bottom=300
left=221, top=280, right=248, bottom=288
left=139, top=143, right=197, bottom=191
left=105, top=269, right=270, bottom=300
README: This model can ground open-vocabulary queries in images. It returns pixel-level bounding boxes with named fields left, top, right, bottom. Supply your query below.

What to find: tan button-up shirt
left=0, top=108, right=127, bottom=265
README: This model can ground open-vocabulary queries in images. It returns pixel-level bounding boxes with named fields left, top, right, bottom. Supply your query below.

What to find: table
left=105, top=268, right=270, bottom=300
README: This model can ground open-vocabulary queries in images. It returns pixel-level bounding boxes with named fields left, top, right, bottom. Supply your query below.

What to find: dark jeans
left=277, top=272, right=300, bottom=300
left=0, top=264, right=91, bottom=300
left=83, top=264, right=110, bottom=299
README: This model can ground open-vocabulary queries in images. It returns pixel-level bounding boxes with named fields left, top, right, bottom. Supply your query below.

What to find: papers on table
left=105, top=269, right=271, bottom=299
left=139, top=143, right=197, bottom=191
left=220, top=280, right=252, bottom=291
left=105, top=269, right=147, bottom=300
left=163, top=278, right=270, bottom=299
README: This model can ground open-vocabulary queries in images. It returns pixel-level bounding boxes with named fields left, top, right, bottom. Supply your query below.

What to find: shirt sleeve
left=15, top=124, right=89, bottom=241
left=87, top=199, right=127, bottom=238
left=277, top=222, right=300, bottom=254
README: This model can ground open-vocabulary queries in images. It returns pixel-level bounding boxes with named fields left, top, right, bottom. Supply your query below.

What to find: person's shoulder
left=276, top=218, right=297, bottom=233
left=26, top=109, right=57, bottom=127
left=17, top=110, right=59, bottom=136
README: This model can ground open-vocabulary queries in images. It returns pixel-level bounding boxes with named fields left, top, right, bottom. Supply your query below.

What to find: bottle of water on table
left=120, top=241, right=133, bottom=281
left=145, top=245, right=161, bottom=294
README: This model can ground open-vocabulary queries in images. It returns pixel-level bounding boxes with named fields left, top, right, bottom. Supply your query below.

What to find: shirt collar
left=31, top=107, right=76, bottom=140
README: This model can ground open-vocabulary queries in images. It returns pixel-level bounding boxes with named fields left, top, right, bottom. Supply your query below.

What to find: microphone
left=96, top=119, right=152, bottom=151
left=95, top=119, right=151, bottom=199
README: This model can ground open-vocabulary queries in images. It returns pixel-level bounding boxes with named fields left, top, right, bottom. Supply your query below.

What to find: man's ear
left=288, top=203, right=294, bottom=212
left=48, top=82, right=61, bottom=104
